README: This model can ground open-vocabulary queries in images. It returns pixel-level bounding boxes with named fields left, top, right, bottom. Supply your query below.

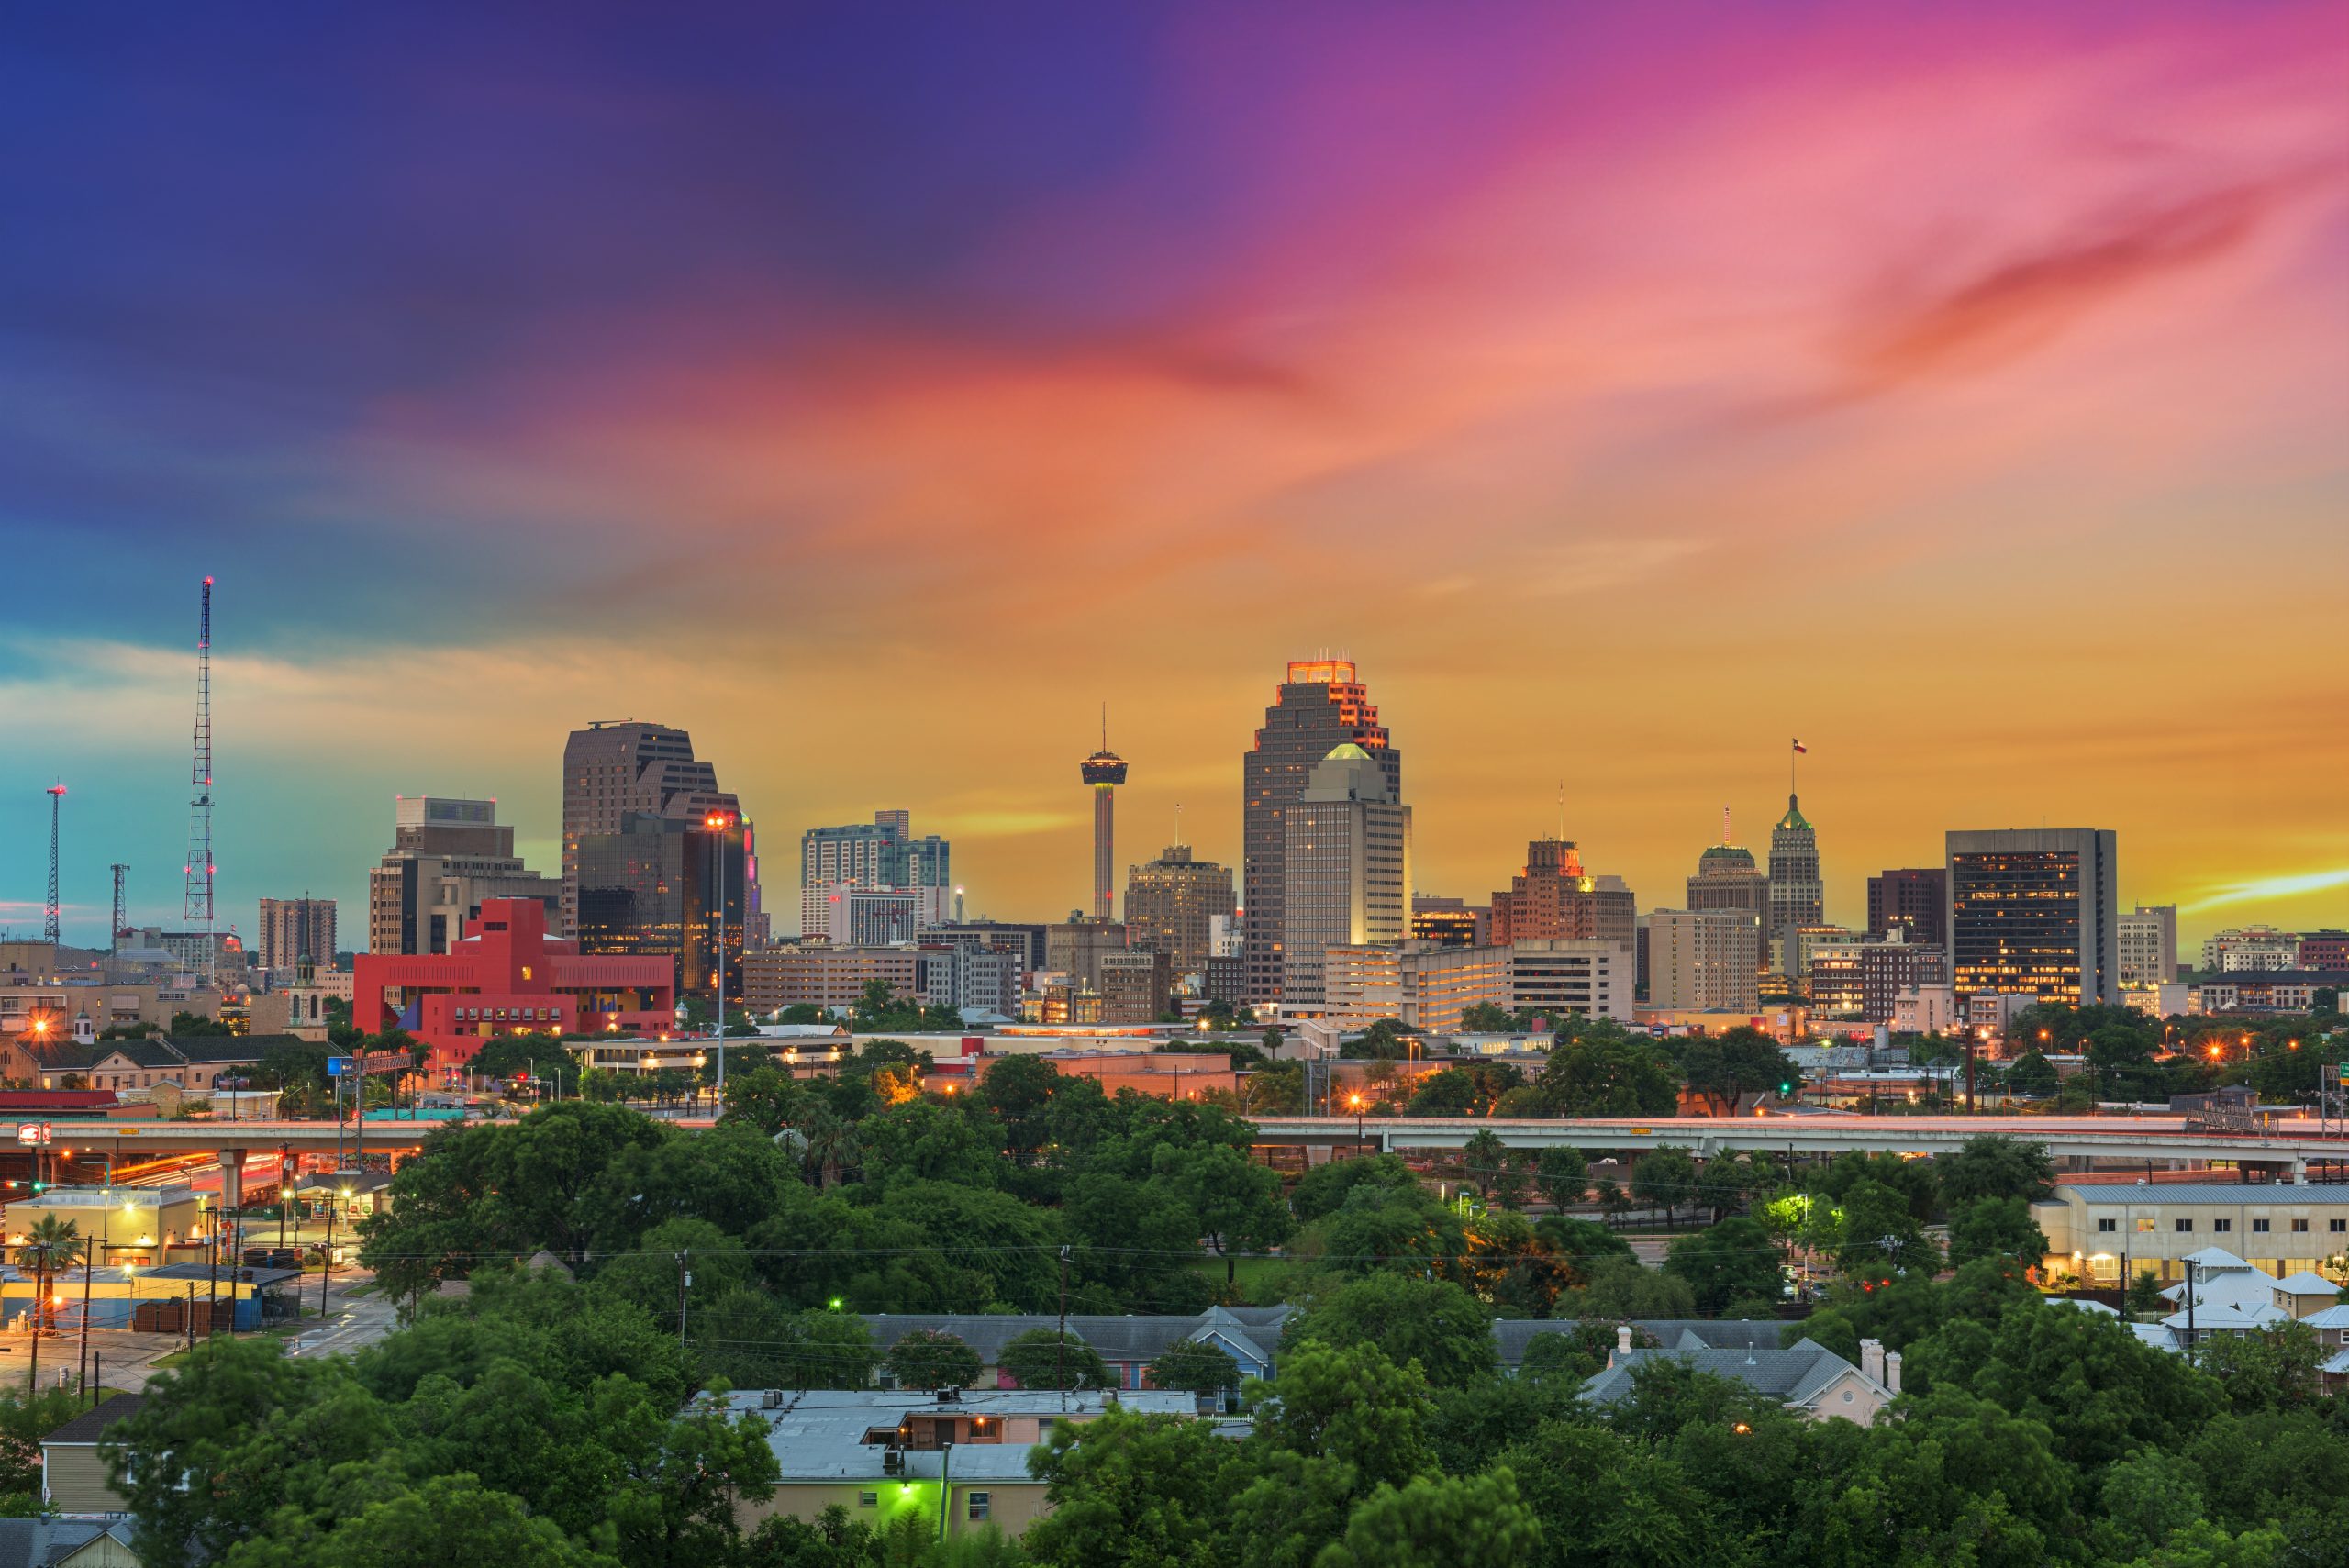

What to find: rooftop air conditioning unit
left=762, top=1390, right=784, bottom=1409
left=882, top=1450, right=905, bottom=1475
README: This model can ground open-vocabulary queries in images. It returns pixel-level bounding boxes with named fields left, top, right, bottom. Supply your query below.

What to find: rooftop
left=41, top=1392, right=144, bottom=1446
left=1581, top=1337, right=1865, bottom=1408
left=718, top=1387, right=1208, bottom=1484
left=2063, top=1186, right=2349, bottom=1206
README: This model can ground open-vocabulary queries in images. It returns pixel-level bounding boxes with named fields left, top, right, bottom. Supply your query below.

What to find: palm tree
left=16, top=1216, right=84, bottom=1390
left=796, top=1107, right=859, bottom=1190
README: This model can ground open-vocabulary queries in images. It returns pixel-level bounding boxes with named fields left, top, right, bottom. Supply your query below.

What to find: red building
left=353, top=899, right=674, bottom=1074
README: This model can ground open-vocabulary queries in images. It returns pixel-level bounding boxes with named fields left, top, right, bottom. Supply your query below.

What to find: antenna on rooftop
left=184, top=576, right=217, bottom=988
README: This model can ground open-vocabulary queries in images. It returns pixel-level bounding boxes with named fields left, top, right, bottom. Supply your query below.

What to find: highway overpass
left=1249, top=1114, right=2349, bottom=1168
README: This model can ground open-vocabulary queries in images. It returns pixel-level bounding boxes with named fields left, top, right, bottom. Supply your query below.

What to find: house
left=721, top=1385, right=1221, bottom=1540
left=862, top=1307, right=1293, bottom=1392
left=2271, top=1273, right=2343, bottom=1318
left=1492, top=1318, right=1782, bottom=1373
left=0, top=1519, right=139, bottom=1566
left=40, top=1393, right=143, bottom=1517
left=2126, top=1247, right=2301, bottom=1352
left=1579, top=1327, right=1898, bottom=1425
left=7, top=1034, right=281, bottom=1097
left=2299, top=1305, right=2349, bottom=1390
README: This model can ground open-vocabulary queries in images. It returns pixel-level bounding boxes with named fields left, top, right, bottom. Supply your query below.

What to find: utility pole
left=1056, top=1244, right=1071, bottom=1411
left=2183, top=1257, right=2198, bottom=1362
left=677, top=1251, right=691, bottom=1344
left=1965, top=1040, right=1976, bottom=1116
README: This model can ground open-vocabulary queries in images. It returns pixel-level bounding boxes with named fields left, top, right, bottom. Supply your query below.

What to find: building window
left=2292, top=1219, right=2309, bottom=1233
left=968, top=1493, right=991, bottom=1521
left=2212, top=1219, right=2232, bottom=1233
left=2252, top=1218, right=2270, bottom=1234
left=858, top=1493, right=877, bottom=1509
left=2097, top=1218, right=2117, bottom=1233
left=2175, top=1219, right=2193, bottom=1233
left=2333, top=1219, right=2347, bottom=1234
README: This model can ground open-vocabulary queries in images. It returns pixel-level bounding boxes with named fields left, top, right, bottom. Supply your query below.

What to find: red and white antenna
left=184, top=576, right=216, bottom=986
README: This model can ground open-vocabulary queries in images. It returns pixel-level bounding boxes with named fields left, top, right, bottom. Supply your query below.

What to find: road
left=283, top=1272, right=399, bottom=1362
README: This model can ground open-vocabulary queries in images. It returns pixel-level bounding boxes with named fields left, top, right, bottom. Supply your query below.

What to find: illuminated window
left=968, top=1494, right=991, bottom=1520
left=858, top=1493, right=877, bottom=1509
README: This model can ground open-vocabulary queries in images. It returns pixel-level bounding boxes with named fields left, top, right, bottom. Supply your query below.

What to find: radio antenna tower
left=42, top=784, right=65, bottom=946
left=184, top=576, right=216, bottom=987
left=108, top=863, right=128, bottom=977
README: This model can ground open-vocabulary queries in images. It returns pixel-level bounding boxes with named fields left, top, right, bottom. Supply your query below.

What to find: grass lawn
left=1190, top=1255, right=1289, bottom=1306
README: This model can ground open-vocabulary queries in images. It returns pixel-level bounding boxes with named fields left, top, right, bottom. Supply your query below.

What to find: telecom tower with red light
left=42, top=784, right=64, bottom=946
left=184, top=577, right=216, bottom=987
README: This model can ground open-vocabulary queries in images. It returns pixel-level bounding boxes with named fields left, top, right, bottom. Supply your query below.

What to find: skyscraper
left=256, top=896, right=337, bottom=973
left=1866, top=868, right=1948, bottom=947
left=562, top=721, right=748, bottom=936
left=1645, top=908, right=1761, bottom=1011
left=1945, top=828, right=2119, bottom=1005
left=1243, top=661, right=1400, bottom=1004
left=574, top=813, right=747, bottom=1001
left=800, top=812, right=949, bottom=939
left=1687, top=812, right=1768, bottom=965
left=1281, top=743, right=1413, bottom=1011
left=1123, top=845, right=1235, bottom=976
left=368, top=796, right=561, bottom=957
left=1489, top=840, right=1636, bottom=946
left=1082, top=715, right=1128, bottom=920
left=1766, top=796, right=1823, bottom=972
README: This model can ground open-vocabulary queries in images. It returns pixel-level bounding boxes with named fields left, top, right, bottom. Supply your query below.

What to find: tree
left=1291, top=1153, right=1418, bottom=1222
left=884, top=1329, right=982, bottom=1391
left=1943, top=1196, right=2050, bottom=1270
left=999, top=1329, right=1112, bottom=1391
left=2193, top=1321, right=2327, bottom=1414
left=1316, top=1468, right=1542, bottom=1568
left=1532, top=1146, right=1586, bottom=1208
left=720, top=1065, right=806, bottom=1135
left=1150, top=1338, right=1241, bottom=1396
left=1628, top=1147, right=1697, bottom=1227
left=2005, top=1051, right=2059, bottom=1098
left=1024, top=1406, right=1241, bottom=1568
left=1531, top=1031, right=1680, bottom=1118
left=978, top=1053, right=1062, bottom=1163
left=1519, top=1321, right=1658, bottom=1383
left=1670, top=1027, right=1798, bottom=1116
left=1461, top=1129, right=1508, bottom=1194
left=1823, top=1176, right=1938, bottom=1279
left=2126, top=1268, right=2165, bottom=1317
left=1936, top=1136, right=2055, bottom=1206
left=1458, top=1002, right=1521, bottom=1034
left=1570, top=1256, right=1697, bottom=1320
left=1664, top=1218, right=1784, bottom=1315
left=1285, top=1273, right=1495, bottom=1386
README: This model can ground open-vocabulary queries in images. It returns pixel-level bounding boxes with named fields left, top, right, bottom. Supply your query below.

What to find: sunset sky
left=2, top=2, right=2344, bottom=950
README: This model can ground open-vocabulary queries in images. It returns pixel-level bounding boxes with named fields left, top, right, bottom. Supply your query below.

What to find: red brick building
left=353, top=899, right=674, bottom=1074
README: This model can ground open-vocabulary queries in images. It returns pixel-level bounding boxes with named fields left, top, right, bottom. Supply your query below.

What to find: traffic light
left=29, top=1182, right=45, bottom=1195
left=1779, top=1082, right=1792, bottom=1095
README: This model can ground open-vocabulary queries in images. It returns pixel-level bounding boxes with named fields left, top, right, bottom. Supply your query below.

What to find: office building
left=1945, top=828, right=2119, bottom=1006
left=2199, top=925, right=2299, bottom=973
left=1857, top=934, right=1948, bottom=1025
left=1242, top=660, right=1401, bottom=1004
left=573, top=813, right=748, bottom=1000
left=1098, top=948, right=1173, bottom=1024
left=1865, top=868, right=1946, bottom=948
left=1409, top=896, right=1487, bottom=948
left=1082, top=728, right=1129, bottom=920
left=1687, top=831, right=1768, bottom=925
left=923, top=922, right=1050, bottom=974
left=1321, top=941, right=1503, bottom=1034
left=927, top=945, right=1022, bottom=1019
left=352, top=899, right=675, bottom=1074
left=1045, top=917, right=1129, bottom=991
left=1767, top=796, right=1824, bottom=970
left=1645, top=909, right=1760, bottom=1011
left=1122, top=846, right=1234, bottom=975
left=1892, top=984, right=1962, bottom=1035
left=741, top=946, right=921, bottom=1014
left=562, top=720, right=751, bottom=937
left=2119, top=906, right=2180, bottom=988
left=255, top=897, right=336, bottom=975
left=367, top=796, right=562, bottom=957
left=1208, top=913, right=1244, bottom=960
left=1508, top=939, right=1634, bottom=1024
left=2300, top=930, right=2349, bottom=972
left=1281, top=744, right=1413, bottom=1013
left=1489, top=840, right=1636, bottom=947
left=800, top=814, right=950, bottom=941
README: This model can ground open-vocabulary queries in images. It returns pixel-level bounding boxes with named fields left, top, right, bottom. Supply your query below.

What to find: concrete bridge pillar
left=217, top=1148, right=247, bottom=1210
left=2292, top=1157, right=2308, bottom=1185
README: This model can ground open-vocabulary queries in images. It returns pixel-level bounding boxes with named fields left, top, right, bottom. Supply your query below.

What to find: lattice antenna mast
left=184, top=576, right=216, bottom=987
left=43, top=784, right=64, bottom=946
left=108, top=863, right=128, bottom=976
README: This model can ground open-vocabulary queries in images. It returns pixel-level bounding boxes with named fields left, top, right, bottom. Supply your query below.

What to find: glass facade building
left=575, top=814, right=747, bottom=1001
left=1945, top=828, right=2118, bottom=1006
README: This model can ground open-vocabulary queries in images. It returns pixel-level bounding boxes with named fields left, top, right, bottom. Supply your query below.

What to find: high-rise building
left=2299, top=930, right=2349, bottom=972
left=573, top=813, right=747, bottom=1000
left=562, top=720, right=749, bottom=938
left=1281, top=743, right=1413, bottom=1012
left=1409, top=895, right=1487, bottom=948
left=1766, top=796, right=1823, bottom=970
left=1865, top=868, right=1947, bottom=948
left=1099, top=948, right=1173, bottom=1024
left=256, top=897, right=337, bottom=974
left=1082, top=723, right=1129, bottom=921
left=1045, top=916, right=1130, bottom=991
left=1123, top=845, right=1235, bottom=976
left=368, top=796, right=562, bottom=957
left=1858, top=933, right=1948, bottom=1025
left=1645, top=908, right=1760, bottom=1011
left=1508, top=940, right=1635, bottom=1024
left=2199, top=925, right=2299, bottom=973
left=1489, top=840, right=1636, bottom=947
left=1687, top=818, right=1767, bottom=993
left=742, top=945, right=920, bottom=1014
left=1945, top=828, right=2119, bottom=1006
left=2118, top=906, right=2179, bottom=987
left=1242, top=661, right=1399, bottom=1004
left=800, top=816, right=903, bottom=937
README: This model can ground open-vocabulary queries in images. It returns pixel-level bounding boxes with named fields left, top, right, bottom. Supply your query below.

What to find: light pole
left=705, top=811, right=733, bottom=1101
left=1348, top=1093, right=1365, bottom=1158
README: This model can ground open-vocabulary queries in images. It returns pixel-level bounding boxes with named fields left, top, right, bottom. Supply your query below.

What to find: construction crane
left=184, top=576, right=216, bottom=988
left=43, top=784, right=64, bottom=946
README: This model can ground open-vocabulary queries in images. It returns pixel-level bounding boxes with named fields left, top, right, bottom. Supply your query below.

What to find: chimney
left=1617, top=1324, right=1633, bottom=1355
left=1885, top=1351, right=1902, bottom=1394
left=1859, top=1338, right=1885, bottom=1384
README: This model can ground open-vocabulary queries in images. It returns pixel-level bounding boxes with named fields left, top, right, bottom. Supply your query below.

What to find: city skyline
left=3, top=4, right=2345, bottom=947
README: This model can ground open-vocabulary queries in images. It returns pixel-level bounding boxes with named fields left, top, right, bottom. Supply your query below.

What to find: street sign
left=326, top=1057, right=354, bottom=1077
left=13, top=1123, right=51, bottom=1147
left=361, top=1051, right=409, bottom=1074
left=2338, top=1062, right=2348, bottom=1087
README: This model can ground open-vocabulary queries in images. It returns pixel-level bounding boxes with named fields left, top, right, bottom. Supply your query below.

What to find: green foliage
left=1944, top=1195, right=2051, bottom=1270
left=2005, top=1050, right=2059, bottom=1097
left=1527, top=1025, right=1681, bottom=1117
left=884, top=1329, right=982, bottom=1391
left=1531, top=1145, right=1586, bottom=1207
left=1024, top=1406, right=1240, bottom=1568
left=1286, top=1273, right=1496, bottom=1386
left=1936, top=1136, right=2055, bottom=1207
left=1569, top=1256, right=1698, bottom=1319
left=1666, top=1027, right=1799, bottom=1116
left=1150, top=1337, right=1241, bottom=1395
left=998, top=1329, right=1112, bottom=1391
left=1664, top=1218, right=1785, bottom=1315
left=1315, top=1466, right=1542, bottom=1568
left=1628, top=1147, right=1697, bottom=1220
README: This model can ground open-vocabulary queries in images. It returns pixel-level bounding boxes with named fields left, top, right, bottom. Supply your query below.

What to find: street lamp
left=1347, top=1093, right=1365, bottom=1156
left=704, top=810, right=734, bottom=1103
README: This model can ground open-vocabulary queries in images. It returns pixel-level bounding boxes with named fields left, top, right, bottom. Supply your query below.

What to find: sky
left=1, top=1, right=2345, bottom=951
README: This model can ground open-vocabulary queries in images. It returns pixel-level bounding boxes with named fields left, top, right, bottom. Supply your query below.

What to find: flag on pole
left=1792, top=739, right=1808, bottom=753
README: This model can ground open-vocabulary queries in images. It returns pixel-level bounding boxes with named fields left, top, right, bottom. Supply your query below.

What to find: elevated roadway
left=1250, top=1114, right=2349, bottom=1167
